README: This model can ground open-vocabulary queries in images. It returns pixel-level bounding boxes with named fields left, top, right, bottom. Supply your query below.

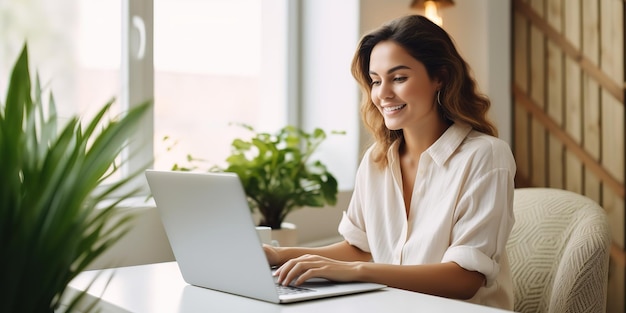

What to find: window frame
left=121, top=0, right=155, bottom=196
left=119, top=0, right=360, bottom=197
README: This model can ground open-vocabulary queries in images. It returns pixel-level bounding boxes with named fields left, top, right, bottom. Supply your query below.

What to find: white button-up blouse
left=338, top=123, right=516, bottom=310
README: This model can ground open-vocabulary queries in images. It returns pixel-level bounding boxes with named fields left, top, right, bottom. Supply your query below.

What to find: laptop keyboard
left=275, top=284, right=314, bottom=295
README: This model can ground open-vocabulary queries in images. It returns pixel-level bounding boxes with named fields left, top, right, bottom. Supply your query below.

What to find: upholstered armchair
left=507, top=188, right=611, bottom=313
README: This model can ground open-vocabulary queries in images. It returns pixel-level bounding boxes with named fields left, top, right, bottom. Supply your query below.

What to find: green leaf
left=168, top=123, right=343, bottom=229
left=0, top=44, right=151, bottom=313
left=225, top=125, right=342, bottom=228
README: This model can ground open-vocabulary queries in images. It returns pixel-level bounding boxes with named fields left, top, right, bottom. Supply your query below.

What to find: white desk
left=66, top=262, right=512, bottom=313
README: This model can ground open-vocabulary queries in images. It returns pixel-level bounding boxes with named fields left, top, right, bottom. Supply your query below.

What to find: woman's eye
left=370, top=80, right=381, bottom=86
left=394, top=76, right=407, bottom=83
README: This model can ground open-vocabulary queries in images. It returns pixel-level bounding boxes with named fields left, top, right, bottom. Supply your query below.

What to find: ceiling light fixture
left=410, top=0, right=454, bottom=26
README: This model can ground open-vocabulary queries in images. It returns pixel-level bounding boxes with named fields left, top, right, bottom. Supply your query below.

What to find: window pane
left=153, top=0, right=285, bottom=170
left=0, top=0, right=121, bottom=125
left=0, top=0, right=122, bottom=179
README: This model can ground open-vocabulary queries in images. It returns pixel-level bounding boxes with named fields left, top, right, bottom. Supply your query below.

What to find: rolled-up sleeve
left=338, top=161, right=372, bottom=253
left=441, top=167, right=515, bottom=286
left=338, top=211, right=370, bottom=252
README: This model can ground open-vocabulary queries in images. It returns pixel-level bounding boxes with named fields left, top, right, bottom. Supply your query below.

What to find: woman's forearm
left=271, top=243, right=483, bottom=300
left=274, top=241, right=371, bottom=265
left=356, top=261, right=485, bottom=300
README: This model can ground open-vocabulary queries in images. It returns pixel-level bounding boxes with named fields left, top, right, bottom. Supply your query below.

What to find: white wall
left=300, top=0, right=360, bottom=191
left=444, top=0, right=512, bottom=145
left=87, top=199, right=175, bottom=269
left=91, top=0, right=513, bottom=268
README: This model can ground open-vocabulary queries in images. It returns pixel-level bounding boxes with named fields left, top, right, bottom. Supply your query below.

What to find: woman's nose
left=377, top=82, right=395, bottom=100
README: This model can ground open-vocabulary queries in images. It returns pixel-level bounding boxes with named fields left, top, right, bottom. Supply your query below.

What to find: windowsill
left=97, top=195, right=156, bottom=210
left=88, top=188, right=349, bottom=270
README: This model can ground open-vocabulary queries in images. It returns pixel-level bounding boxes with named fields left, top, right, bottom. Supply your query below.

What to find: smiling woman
left=264, top=14, right=516, bottom=311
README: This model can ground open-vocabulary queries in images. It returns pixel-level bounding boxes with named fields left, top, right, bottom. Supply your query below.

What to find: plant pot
left=271, top=222, right=298, bottom=247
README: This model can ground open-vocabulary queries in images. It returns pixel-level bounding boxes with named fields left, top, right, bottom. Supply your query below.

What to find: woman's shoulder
left=353, top=143, right=389, bottom=182
left=460, top=130, right=516, bottom=170
left=360, top=143, right=376, bottom=161
left=465, top=130, right=511, bottom=151
left=355, top=143, right=377, bottom=171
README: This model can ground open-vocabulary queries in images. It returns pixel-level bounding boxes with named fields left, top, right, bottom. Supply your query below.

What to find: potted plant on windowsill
left=169, top=124, right=341, bottom=246
left=0, top=45, right=150, bottom=313
left=218, top=124, right=340, bottom=245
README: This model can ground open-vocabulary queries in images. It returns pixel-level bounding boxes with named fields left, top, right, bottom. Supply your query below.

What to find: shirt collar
left=426, top=123, right=472, bottom=167
left=387, top=123, right=473, bottom=168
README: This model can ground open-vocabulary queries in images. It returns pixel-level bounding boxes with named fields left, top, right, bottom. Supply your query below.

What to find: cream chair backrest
left=507, top=188, right=611, bottom=313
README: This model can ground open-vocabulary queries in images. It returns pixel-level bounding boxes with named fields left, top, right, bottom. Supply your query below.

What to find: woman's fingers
left=275, top=255, right=341, bottom=286
left=275, top=254, right=311, bottom=285
left=293, top=266, right=327, bottom=285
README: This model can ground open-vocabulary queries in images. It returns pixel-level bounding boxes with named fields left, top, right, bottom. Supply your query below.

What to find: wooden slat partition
left=512, top=0, right=625, bottom=311
left=513, top=86, right=625, bottom=199
left=582, top=0, right=602, bottom=201
left=530, top=0, right=547, bottom=187
left=563, top=0, right=584, bottom=194
left=515, top=0, right=625, bottom=103
left=547, top=0, right=564, bottom=189
left=514, top=8, right=531, bottom=185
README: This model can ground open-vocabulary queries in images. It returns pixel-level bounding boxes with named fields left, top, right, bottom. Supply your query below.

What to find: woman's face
left=368, top=40, right=441, bottom=131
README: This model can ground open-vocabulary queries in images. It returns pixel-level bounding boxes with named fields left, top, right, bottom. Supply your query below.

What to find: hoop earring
left=436, top=89, right=442, bottom=106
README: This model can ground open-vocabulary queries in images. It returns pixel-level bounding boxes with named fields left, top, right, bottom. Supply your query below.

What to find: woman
left=264, top=14, right=516, bottom=310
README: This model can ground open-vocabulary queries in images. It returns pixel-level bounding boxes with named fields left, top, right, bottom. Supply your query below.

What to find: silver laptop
left=145, top=170, right=386, bottom=304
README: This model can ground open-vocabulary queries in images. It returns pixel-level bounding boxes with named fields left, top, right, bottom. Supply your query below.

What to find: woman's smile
left=382, top=103, right=407, bottom=113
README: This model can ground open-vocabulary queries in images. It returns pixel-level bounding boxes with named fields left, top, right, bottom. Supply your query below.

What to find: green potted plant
left=219, top=124, right=340, bottom=232
left=172, top=123, right=341, bottom=244
left=0, top=45, right=150, bottom=313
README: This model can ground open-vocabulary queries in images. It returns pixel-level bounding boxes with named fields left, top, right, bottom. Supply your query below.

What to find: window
left=0, top=0, right=122, bottom=138
left=152, top=0, right=288, bottom=171
left=0, top=0, right=359, bottom=195
left=0, top=0, right=126, bottom=184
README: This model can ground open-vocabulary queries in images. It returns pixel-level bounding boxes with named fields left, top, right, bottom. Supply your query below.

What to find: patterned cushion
left=507, top=188, right=611, bottom=313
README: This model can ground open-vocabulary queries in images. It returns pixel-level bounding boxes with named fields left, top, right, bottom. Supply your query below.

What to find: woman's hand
left=262, top=244, right=281, bottom=267
left=273, top=254, right=364, bottom=286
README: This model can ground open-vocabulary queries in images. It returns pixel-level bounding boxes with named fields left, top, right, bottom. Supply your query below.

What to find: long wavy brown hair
left=351, top=15, right=497, bottom=168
